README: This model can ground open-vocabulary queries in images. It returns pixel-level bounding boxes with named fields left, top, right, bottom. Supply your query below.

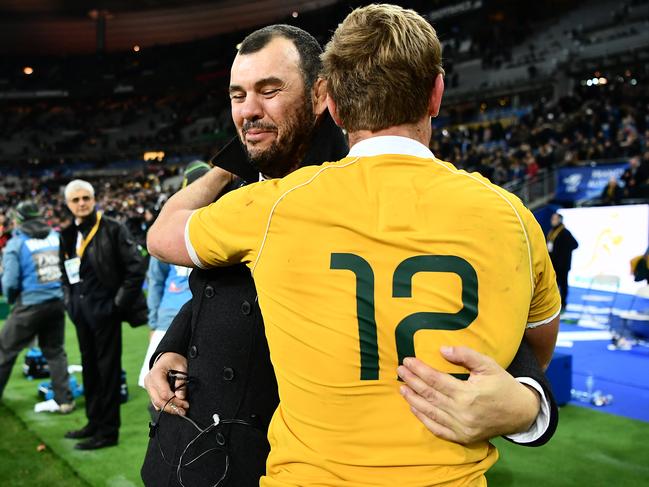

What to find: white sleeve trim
left=184, top=210, right=207, bottom=269
left=527, top=307, right=561, bottom=329
left=505, top=377, right=550, bottom=443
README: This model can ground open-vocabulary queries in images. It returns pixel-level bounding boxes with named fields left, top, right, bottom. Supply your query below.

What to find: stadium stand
left=0, top=0, right=647, bottom=222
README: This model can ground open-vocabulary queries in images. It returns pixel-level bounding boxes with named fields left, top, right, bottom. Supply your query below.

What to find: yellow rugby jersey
left=186, top=136, right=561, bottom=487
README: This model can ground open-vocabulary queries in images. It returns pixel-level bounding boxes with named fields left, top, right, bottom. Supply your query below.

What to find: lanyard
left=77, top=212, right=102, bottom=258
left=546, top=224, right=563, bottom=244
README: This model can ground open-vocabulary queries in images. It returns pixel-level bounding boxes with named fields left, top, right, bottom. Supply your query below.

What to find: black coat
left=549, top=225, right=579, bottom=276
left=59, top=212, right=147, bottom=324
left=142, top=266, right=278, bottom=486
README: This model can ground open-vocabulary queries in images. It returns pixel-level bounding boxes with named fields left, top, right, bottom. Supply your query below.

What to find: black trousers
left=556, top=270, right=569, bottom=309
left=71, top=306, right=122, bottom=440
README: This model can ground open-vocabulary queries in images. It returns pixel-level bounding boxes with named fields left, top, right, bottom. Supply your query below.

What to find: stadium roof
left=0, top=0, right=338, bottom=54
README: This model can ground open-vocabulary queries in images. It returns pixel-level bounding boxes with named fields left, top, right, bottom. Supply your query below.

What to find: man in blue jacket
left=0, top=201, right=74, bottom=412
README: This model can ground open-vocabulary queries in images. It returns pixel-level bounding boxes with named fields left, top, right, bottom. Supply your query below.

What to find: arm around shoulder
left=148, top=167, right=234, bottom=267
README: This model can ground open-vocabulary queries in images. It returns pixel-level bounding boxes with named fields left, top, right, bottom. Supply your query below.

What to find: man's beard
left=240, top=97, right=315, bottom=178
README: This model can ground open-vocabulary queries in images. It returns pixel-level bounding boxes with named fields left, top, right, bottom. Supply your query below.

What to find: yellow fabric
left=188, top=153, right=561, bottom=487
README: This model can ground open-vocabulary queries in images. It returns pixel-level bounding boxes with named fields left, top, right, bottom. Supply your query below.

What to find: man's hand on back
left=397, top=346, right=540, bottom=445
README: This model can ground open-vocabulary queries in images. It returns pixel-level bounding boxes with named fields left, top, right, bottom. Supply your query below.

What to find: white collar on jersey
left=347, top=135, right=435, bottom=160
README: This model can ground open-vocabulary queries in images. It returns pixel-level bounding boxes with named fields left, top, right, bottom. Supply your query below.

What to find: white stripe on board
left=557, top=331, right=613, bottom=342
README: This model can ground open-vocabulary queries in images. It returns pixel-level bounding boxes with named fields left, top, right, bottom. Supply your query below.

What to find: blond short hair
left=321, top=4, right=444, bottom=132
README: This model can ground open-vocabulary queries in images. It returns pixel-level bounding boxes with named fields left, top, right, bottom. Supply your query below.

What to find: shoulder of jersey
left=274, top=158, right=352, bottom=188
left=433, top=158, right=528, bottom=206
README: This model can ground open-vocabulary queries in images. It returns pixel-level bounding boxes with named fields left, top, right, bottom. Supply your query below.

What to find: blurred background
left=0, top=0, right=648, bottom=485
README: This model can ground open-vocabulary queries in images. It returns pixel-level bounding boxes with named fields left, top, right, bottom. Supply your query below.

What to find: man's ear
left=312, top=78, right=328, bottom=117
left=428, top=73, right=444, bottom=118
left=325, top=94, right=343, bottom=127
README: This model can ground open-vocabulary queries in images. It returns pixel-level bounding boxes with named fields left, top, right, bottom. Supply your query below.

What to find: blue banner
left=555, top=163, right=627, bottom=202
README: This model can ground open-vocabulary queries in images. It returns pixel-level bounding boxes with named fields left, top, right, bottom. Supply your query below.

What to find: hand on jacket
left=144, top=352, right=190, bottom=416
left=397, top=346, right=540, bottom=445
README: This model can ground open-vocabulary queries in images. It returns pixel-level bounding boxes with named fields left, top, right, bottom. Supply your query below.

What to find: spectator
left=0, top=213, right=11, bottom=254
left=0, top=201, right=74, bottom=413
left=547, top=212, right=579, bottom=309
left=59, top=179, right=147, bottom=450
left=621, top=155, right=649, bottom=198
left=600, top=176, right=623, bottom=205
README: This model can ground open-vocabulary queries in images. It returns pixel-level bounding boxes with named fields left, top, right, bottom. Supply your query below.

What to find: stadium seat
left=578, top=274, right=620, bottom=328
left=613, top=285, right=649, bottom=347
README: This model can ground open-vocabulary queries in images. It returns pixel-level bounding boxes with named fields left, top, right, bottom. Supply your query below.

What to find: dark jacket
left=548, top=224, right=579, bottom=275
left=502, top=340, right=559, bottom=447
left=59, top=212, right=147, bottom=325
left=600, top=182, right=623, bottom=206
left=142, top=267, right=278, bottom=486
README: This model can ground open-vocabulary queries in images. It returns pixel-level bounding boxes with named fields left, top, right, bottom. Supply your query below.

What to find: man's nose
left=239, top=94, right=264, bottom=122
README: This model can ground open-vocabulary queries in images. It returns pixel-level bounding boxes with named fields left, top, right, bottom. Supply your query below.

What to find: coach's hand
left=144, top=352, right=189, bottom=416
left=397, top=346, right=540, bottom=445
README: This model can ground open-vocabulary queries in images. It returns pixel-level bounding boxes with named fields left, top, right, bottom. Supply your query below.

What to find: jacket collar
left=75, top=211, right=98, bottom=235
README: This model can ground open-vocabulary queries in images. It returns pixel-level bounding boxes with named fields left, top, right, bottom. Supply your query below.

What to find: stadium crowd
left=437, top=78, right=649, bottom=186
left=0, top=78, right=649, bottom=248
left=2, top=0, right=646, bottom=189
left=4, top=82, right=647, bottom=186
left=0, top=163, right=178, bottom=254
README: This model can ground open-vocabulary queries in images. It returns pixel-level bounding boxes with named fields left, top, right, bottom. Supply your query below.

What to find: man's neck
left=347, top=119, right=432, bottom=150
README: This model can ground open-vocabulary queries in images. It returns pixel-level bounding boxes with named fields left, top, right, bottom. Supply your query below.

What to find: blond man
left=148, top=5, right=560, bottom=485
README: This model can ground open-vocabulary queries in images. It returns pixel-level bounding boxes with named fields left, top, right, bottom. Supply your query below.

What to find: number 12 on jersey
left=330, top=253, right=478, bottom=380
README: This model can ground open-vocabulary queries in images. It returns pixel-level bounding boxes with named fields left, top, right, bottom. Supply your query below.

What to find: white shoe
left=34, top=399, right=76, bottom=414
left=34, top=399, right=61, bottom=413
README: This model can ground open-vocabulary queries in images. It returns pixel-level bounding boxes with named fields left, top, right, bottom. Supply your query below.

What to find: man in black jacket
left=59, top=179, right=147, bottom=450
left=547, top=212, right=579, bottom=309
left=143, top=25, right=558, bottom=487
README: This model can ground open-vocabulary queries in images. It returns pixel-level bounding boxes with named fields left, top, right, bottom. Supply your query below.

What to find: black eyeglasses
left=70, top=195, right=92, bottom=203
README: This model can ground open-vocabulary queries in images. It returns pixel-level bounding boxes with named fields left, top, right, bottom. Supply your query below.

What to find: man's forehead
left=230, top=37, right=302, bottom=85
left=68, top=189, right=93, bottom=198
